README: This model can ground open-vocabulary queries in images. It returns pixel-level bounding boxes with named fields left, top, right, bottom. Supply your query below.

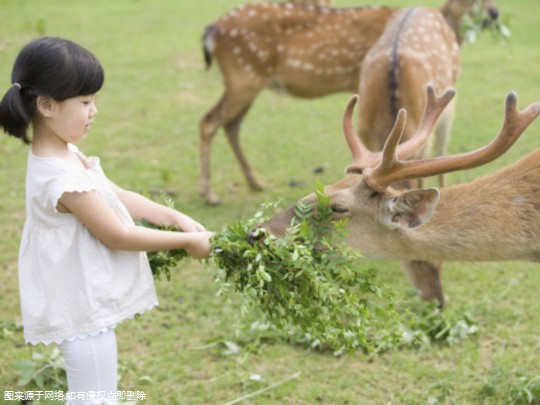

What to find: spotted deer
left=256, top=86, right=540, bottom=305
left=199, top=1, right=498, bottom=205
left=358, top=0, right=499, bottom=186
left=200, top=2, right=396, bottom=204
left=355, top=0, right=498, bottom=305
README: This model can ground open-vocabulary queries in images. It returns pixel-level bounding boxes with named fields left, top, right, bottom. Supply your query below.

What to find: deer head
left=441, top=0, right=500, bottom=44
left=257, top=86, right=540, bottom=262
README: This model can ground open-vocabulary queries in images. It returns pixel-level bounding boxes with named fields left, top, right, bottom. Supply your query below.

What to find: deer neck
left=439, top=3, right=468, bottom=44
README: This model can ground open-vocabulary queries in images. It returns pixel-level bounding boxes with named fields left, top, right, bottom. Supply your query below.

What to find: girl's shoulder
left=28, top=144, right=99, bottom=173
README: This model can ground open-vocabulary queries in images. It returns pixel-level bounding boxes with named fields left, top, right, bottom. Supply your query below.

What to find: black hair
left=0, top=37, right=104, bottom=145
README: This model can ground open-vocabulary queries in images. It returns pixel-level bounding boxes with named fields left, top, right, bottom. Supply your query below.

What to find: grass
left=1, top=0, right=539, bottom=403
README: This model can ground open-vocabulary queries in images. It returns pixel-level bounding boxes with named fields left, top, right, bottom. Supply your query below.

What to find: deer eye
left=331, top=205, right=349, bottom=214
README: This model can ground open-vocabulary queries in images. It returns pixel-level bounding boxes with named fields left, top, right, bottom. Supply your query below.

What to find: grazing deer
left=200, top=2, right=396, bottom=204
left=256, top=86, right=540, bottom=304
left=199, top=0, right=498, bottom=205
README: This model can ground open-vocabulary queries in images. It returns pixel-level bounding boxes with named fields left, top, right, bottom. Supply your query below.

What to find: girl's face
left=46, top=95, right=98, bottom=144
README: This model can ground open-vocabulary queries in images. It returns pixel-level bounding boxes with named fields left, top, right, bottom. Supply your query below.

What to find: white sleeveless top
left=18, top=144, right=158, bottom=345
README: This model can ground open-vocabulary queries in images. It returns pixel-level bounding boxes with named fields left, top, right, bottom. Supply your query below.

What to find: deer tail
left=202, top=24, right=218, bottom=69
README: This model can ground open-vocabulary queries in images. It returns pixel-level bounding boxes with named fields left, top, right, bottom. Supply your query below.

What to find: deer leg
left=199, top=88, right=260, bottom=205
left=401, top=260, right=445, bottom=308
left=224, top=103, right=263, bottom=191
left=200, top=98, right=226, bottom=205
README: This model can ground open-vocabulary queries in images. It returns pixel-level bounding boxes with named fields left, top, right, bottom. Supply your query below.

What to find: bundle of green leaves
left=210, top=184, right=402, bottom=353
left=140, top=194, right=187, bottom=281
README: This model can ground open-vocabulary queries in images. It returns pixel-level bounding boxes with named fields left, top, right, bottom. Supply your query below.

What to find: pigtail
left=0, top=84, right=34, bottom=145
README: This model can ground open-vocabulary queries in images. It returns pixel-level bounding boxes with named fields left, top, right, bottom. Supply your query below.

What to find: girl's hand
left=185, top=231, right=214, bottom=259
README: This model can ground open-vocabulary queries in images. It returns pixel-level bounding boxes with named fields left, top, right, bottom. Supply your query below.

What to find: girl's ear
left=36, top=96, right=55, bottom=117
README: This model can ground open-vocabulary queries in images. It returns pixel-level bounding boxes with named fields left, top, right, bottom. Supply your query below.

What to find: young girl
left=0, top=36, right=213, bottom=403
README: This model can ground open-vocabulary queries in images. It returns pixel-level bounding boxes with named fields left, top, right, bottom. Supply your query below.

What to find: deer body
left=358, top=7, right=460, bottom=160
left=200, top=2, right=396, bottom=204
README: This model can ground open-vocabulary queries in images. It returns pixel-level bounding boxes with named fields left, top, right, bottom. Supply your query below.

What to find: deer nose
left=488, top=7, right=499, bottom=20
left=247, top=227, right=264, bottom=246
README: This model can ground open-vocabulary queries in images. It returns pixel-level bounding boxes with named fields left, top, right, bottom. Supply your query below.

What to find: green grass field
left=1, top=0, right=539, bottom=403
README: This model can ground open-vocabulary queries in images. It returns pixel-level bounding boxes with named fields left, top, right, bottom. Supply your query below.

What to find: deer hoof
left=201, top=191, right=222, bottom=206
left=249, top=183, right=264, bottom=192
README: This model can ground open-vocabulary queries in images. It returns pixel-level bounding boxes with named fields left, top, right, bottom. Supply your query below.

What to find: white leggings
left=59, top=329, right=118, bottom=405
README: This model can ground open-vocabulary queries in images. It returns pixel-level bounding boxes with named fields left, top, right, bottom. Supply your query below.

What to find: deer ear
left=382, top=188, right=440, bottom=230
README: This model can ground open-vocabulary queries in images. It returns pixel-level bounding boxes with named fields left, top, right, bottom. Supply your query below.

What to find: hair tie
left=13, top=82, right=22, bottom=90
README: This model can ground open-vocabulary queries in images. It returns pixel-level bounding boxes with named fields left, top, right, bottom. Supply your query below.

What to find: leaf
left=12, top=359, right=35, bottom=371
left=18, top=369, right=34, bottom=386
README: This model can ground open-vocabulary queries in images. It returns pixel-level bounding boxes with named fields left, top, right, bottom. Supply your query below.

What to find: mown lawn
left=1, top=0, right=539, bottom=403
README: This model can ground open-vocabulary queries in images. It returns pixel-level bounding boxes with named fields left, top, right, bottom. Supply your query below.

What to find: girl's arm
left=109, top=181, right=205, bottom=232
left=57, top=190, right=213, bottom=259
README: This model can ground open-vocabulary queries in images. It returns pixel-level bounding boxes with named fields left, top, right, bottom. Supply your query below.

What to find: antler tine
left=343, top=94, right=381, bottom=173
left=396, top=84, right=457, bottom=160
left=377, top=108, right=408, bottom=172
left=365, top=92, right=540, bottom=191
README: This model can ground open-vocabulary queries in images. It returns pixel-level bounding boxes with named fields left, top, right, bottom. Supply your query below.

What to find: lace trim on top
left=26, top=302, right=158, bottom=346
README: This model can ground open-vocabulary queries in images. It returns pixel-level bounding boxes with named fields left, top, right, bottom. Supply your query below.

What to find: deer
left=254, top=85, right=540, bottom=306
left=199, top=0, right=498, bottom=205
left=200, top=2, right=395, bottom=205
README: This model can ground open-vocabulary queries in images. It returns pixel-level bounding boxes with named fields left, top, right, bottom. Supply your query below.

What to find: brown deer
left=199, top=0, right=498, bottom=205
left=256, top=86, right=540, bottom=304
left=354, top=0, right=497, bottom=305
left=200, top=2, right=396, bottom=205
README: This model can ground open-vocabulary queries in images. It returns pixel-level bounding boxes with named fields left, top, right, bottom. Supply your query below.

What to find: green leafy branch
left=12, top=348, right=67, bottom=389
left=211, top=182, right=402, bottom=353
left=461, top=3, right=511, bottom=44
left=139, top=193, right=188, bottom=281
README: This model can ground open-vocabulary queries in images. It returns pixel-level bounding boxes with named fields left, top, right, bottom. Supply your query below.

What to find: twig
left=224, top=371, right=301, bottom=405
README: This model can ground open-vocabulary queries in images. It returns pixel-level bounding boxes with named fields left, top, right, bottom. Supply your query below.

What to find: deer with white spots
left=200, top=2, right=396, bottom=205
left=255, top=86, right=540, bottom=306
left=355, top=0, right=499, bottom=305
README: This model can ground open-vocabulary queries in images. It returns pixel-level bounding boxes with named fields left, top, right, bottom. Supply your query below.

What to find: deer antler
left=395, top=85, right=456, bottom=159
left=343, top=95, right=381, bottom=172
left=364, top=92, right=540, bottom=191
left=345, top=84, right=456, bottom=175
